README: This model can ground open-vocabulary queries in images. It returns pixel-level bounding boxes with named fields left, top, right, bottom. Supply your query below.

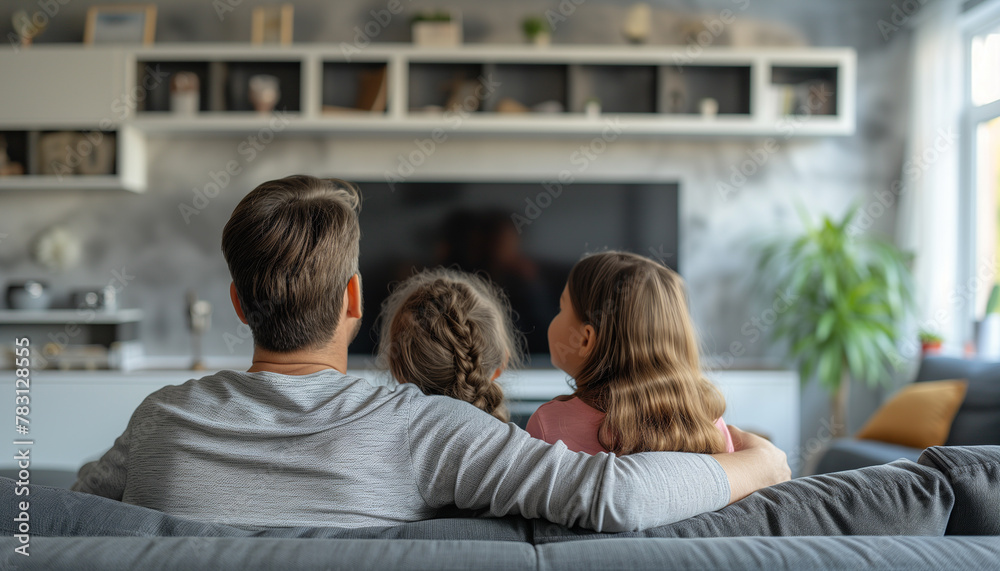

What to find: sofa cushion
left=915, top=357, right=1000, bottom=446
left=5, top=536, right=1000, bottom=571
left=532, top=457, right=953, bottom=543
left=0, top=537, right=538, bottom=571
left=855, top=380, right=967, bottom=449
left=918, top=445, right=1000, bottom=535
left=813, top=438, right=923, bottom=474
left=0, top=478, right=529, bottom=542
left=534, top=537, right=1000, bottom=571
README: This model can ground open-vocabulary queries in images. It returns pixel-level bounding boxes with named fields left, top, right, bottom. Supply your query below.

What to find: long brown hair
left=567, top=251, right=726, bottom=455
left=376, top=269, right=524, bottom=422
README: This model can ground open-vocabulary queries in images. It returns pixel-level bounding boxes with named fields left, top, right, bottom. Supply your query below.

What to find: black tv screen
left=351, top=181, right=680, bottom=361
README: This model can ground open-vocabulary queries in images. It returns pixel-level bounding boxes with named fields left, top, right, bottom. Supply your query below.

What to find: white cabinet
left=0, top=48, right=126, bottom=126
left=0, top=47, right=145, bottom=192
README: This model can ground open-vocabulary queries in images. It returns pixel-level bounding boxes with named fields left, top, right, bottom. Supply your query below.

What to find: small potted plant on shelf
left=412, top=11, right=462, bottom=47
left=919, top=330, right=944, bottom=355
left=522, top=16, right=550, bottom=46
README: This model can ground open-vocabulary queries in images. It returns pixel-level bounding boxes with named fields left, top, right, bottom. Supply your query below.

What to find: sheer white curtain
left=895, top=0, right=964, bottom=355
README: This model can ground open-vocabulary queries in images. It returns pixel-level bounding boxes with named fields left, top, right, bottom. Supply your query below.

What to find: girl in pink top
left=527, top=251, right=734, bottom=455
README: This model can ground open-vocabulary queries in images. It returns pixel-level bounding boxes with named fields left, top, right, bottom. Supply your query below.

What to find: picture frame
left=252, top=5, right=294, bottom=46
left=84, top=5, right=156, bottom=46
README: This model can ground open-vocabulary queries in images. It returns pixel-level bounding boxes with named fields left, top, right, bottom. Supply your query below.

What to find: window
left=964, top=2, right=1000, bottom=346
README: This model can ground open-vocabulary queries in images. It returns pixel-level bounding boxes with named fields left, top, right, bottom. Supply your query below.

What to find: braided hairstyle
left=376, top=269, right=524, bottom=422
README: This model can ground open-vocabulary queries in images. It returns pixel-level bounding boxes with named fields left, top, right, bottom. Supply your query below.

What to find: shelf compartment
left=136, top=60, right=303, bottom=113
left=659, top=65, right=752, bottom=115
left=322, top=61, right=389, bottom=114
left=486, top=64, right=568, bottom=113
left=0, top=131, right=29, bottom=177
left=570, top=65, right=658, bottom=113
left=769, top=66, right=838, bottom=116
left=137, top=61, right=212, bottom=113
left=225, top=61, right=302, bottom=113
left=407, top=63, right=485, bottom=112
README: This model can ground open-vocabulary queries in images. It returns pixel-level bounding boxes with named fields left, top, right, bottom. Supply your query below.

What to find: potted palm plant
left=758, top=206, right=914, bottom=437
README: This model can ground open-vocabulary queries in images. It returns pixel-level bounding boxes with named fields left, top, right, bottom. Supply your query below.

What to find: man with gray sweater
left=72, top=175, right=789, bottom=532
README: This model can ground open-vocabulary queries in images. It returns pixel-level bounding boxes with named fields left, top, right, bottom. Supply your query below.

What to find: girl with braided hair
left=376, top=268, right=524, bottom=421
left=528, top=251, right=735, bottom=455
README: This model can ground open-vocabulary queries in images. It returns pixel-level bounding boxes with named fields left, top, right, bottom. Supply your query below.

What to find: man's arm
left=712, top=425, right=791, bottom=504
left=70, top=424, right=130, bottom=500
left=407, top=395, right=789, bottom=533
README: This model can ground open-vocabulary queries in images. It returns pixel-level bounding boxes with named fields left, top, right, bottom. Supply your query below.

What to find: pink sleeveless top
left=526, top=397, right=735, bottom=454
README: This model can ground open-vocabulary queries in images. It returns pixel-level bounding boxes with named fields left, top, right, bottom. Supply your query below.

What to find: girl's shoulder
left=536, top=396, right=604, bottom=419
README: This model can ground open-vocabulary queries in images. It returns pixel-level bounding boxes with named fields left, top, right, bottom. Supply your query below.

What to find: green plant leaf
left=816, top=310, right=837, bottom=342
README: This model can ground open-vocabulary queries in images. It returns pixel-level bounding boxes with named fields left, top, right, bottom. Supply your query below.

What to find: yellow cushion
left=855, top=379, right=968, bottom=449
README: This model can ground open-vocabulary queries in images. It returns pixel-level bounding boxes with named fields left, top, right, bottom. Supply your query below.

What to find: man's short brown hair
left=222, top=175, right=361, bottom=352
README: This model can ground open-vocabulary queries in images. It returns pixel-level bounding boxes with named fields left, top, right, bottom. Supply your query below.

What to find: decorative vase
left=530, top=32, right=551, bottom=46
left=170, top=72, right=200, bottom=114
left=700, top=98, right=719, bottom=119
left=412, top=18, right=462, bottom=47
left=248, top=75, right=281, bottom=113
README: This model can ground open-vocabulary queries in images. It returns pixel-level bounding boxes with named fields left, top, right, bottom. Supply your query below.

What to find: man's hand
left=711, top=425, right=791, bottom=504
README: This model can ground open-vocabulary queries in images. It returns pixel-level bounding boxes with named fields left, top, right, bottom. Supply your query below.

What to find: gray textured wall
left=0, top=0, right=914, bottom=454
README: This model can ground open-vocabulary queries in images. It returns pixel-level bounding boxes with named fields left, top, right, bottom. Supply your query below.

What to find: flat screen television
left=350, top=181, right=680, bottom=363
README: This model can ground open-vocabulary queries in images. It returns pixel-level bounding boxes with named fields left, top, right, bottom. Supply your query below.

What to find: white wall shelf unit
left=0, top=43, right=855, bottom=190
left=125, top=43, right=855, bottom=137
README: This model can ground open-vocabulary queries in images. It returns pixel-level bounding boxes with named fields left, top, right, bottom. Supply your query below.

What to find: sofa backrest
left=915, top=357, right=1000, bottom=446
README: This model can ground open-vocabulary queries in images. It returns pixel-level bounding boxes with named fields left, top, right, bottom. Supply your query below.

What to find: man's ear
left=230, top=282, right=248, bottom=324
left=345, top=274, right=362, bottom=319
left=578, top=324, right=596, bottom=359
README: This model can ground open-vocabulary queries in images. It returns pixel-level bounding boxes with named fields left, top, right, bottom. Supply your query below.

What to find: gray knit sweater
left=71, top=369, right=729, bottom=532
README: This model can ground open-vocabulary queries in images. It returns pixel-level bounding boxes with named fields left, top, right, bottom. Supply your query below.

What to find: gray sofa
left=2, top=445, right=1000, bottom=570
left=816, top=357, right=1000, bottom=474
